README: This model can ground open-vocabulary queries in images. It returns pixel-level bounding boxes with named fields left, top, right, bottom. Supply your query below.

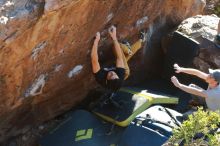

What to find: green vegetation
left=214, top=3, right=220, bottom=17
left=205, top=0, right=220, bottom=17
left=168, top=108, right=220, bottom=146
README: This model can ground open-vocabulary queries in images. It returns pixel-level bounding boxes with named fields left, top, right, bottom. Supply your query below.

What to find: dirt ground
left=2, top=112, right=70, bottom=146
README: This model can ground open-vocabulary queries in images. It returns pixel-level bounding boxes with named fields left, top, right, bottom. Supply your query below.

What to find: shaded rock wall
left=0, top=0, right=205, bottom=142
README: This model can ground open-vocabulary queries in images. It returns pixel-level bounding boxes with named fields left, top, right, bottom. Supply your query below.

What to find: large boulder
left=177, top=15, right=220, bottom=72
left=0, top=0, right=205, bottom=142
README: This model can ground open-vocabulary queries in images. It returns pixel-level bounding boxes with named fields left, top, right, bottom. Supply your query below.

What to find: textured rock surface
left=0, top=0, right=205, bottom=142
left=177, top=15, right=220, bottom=72
left=0, top=0, right=45, bottom=47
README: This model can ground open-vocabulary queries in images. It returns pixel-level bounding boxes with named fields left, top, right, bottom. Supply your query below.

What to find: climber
left=171, top=63, right=220, bottom=111
left=91, top=25, right=146, bottom=92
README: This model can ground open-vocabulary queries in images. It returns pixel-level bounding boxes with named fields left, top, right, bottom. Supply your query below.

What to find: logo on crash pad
left=75, top=128, right=93, bottom=141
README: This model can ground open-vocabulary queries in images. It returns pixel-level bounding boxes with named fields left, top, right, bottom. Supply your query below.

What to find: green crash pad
left=92, top=87, right=178, bottom=127
left=39, top=110, right=124, bottom=146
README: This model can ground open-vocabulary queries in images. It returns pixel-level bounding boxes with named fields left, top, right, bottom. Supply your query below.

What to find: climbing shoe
left=140, top=30, right=147, bottom=42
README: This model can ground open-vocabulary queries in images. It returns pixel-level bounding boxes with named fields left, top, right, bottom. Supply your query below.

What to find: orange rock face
left=0, top=0, right=205, bottom=142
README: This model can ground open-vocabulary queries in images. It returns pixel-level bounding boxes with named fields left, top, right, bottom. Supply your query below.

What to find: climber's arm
left=91, top=32, right=101, bottom=73
left=108, top=26, right=125, bottom=68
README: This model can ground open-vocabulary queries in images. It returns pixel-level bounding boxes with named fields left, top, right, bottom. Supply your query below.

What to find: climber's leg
left=119, top=44, right=130, bottom=80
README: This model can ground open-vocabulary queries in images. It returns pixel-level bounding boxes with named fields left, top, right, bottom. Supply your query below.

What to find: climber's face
left=107, top=71, right=119, bottom=80
left=206, top=75, right=218, bottom=88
